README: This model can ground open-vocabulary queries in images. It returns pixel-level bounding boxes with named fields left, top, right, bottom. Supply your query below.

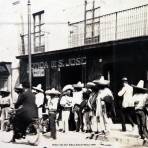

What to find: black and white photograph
left=0, top=0, right=148, bottom=147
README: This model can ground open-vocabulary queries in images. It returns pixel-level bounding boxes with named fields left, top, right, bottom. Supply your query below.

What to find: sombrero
left=86, top=82, right=96, bottom=88
left=132, top=80, right=148, bottom=92
left=93, top=76, right=110, bottom=86
left=0, top=87, right=10, bottom=94
left=32, top=84, right=43, bottom=92
left=15, top=84, right=23, bottom=90
left=62, top=84, right=74, bottom=92
left=45, top=88, right=61, bottom=95
left=73, top=81, right=84, bottom=88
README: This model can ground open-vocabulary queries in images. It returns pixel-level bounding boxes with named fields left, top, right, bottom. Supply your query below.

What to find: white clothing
left=118, top=84, right=134, bottom=108
left=35, top=92, right=44, bottom=107
left=48, top=97, right=59, bottom=111
left=60, top=95, right=72, bottom=108
left=62, top=110, right=70, bottom=132
left=72, top=91, right=83, bottom=106
left=35, top=92, right=44, bottom=118
left=99, top=88, right=114, bottom=100
left=133, top=94, right=148, bottom=110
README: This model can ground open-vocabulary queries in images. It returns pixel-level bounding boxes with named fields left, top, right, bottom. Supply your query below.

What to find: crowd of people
left=0, top=75, right=148, bottom=144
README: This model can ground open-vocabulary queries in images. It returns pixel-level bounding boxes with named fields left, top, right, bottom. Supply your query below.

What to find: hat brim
left=132, top=85, right=148, bottom=92
left=0, top=90, right=10, bottom=94
left=15, top=87, right=23, bottom=90
left=46, top=92, right=61, bottom=95
left=93, top=80, right=110, bottom=86
left=32, top=87, right=43, bottom=92
left=86, top=82, right=96, bottom=88
left=73, top=84, right=84, bottom=88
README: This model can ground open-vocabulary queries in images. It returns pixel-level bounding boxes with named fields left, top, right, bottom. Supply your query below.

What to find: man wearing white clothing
left=118, top=77, right=135, bottom=131
left=33, top=84, right=44, bottom=119
left=60, top=85, right=73, bottom=133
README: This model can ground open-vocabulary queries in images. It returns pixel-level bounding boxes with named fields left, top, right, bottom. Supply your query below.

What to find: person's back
left=118, top=83, right=133, bottom=108
left=15, top=88, right=38, bottom=125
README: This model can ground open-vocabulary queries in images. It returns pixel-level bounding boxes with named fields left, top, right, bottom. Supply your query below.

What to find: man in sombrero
left=32, top=84, right=44, bottom=120
left=73, top=81, right=84, bottom=132
left=93, top=76, right=115, bottom=135
left=45, top=88, right=61, bottom=140
left=60, top=84, right=73, bottom=133
left=132, top=80, right=148, bottom=143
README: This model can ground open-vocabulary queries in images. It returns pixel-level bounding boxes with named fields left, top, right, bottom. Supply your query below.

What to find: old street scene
left=1, top=0, right=148, bottom=147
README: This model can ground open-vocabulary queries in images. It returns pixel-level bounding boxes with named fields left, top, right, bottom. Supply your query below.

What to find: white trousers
left=62, top=110, right=70, bottom=132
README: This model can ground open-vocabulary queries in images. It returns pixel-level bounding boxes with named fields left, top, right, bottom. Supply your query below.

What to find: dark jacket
left=15, top=89, right=38, bottom=124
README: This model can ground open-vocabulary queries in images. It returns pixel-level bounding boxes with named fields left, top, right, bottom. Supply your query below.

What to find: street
left=0, top=127, right=147, bottom=148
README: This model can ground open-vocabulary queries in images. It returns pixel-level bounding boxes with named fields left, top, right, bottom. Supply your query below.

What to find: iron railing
left=69, top=4, right=148, bottom=48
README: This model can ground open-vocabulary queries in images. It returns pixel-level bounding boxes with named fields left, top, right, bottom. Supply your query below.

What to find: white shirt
left=72, top=91, right=83, bottom=106
left=35, top=92, right=44, bottom=107
left=99, top=88, right=114, bottom=100
left=133, top=93, right=148, bottom=110
left=60, top=95, right=73, bottom=108
left=118, top=83, right=134, bottom=108
left=48, top=96, right=59, bottom=111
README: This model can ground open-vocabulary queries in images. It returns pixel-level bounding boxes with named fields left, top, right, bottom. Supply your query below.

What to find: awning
left=0, top=62, right=11, bottom=75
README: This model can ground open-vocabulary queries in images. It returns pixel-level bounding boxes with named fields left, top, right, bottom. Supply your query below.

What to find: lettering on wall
left=27, top=57, right=87, bottom=77
left=51, top=57, right=87, bottom=69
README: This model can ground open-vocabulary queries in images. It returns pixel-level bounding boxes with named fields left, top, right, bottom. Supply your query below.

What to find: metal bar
left=28, top=0, right=32, bottom=89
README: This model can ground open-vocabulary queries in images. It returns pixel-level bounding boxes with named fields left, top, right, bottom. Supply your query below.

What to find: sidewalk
left=96, top=123, right=148, bottom=147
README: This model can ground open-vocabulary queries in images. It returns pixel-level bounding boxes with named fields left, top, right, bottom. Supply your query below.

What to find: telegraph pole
left=28, top=0, right=32, bottom=89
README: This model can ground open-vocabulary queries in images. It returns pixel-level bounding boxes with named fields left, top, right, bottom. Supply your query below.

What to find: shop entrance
left=32, top=76, right=46, bottom=91
left=60, top=66, right=82, bottom=88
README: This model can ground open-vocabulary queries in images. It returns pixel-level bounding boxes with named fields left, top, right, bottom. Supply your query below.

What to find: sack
left=102, top=95, right=113, bottom=104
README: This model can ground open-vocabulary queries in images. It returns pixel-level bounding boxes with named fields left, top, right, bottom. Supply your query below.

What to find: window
left=33, top=10, right=45, bottom=53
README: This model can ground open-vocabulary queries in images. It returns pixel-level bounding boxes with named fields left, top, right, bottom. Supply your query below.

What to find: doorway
left=60, top=66, right=82, bottom=88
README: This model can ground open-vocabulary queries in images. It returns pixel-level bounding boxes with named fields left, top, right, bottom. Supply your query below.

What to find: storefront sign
left=31, top=62, right=48, bottom=77
left=32, top=68, right=45, bottom=77
left=32, top=62, right=49, bottom=69
left=51, top=57, right=87, bottom=69
left=30, top=57, right=87, bottom=76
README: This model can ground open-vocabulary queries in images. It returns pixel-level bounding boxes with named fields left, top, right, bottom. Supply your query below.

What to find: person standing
left=73, top=82, right=84, bottom=132
left=45, top=88, right=60, bottom=140
left=132, top=80, right=148, bottom=143
left=60, top=85, right=73, bottom=133
left=10, top=81, right=38, bottom=142
left=118, top=77, right=135, bottom=131
left=32, top=84, right=44, bottom=119
left=93, top=76, right=115, bottom=134
left=81, top=88, right=92, bottom=133
left=0, top=88, right=11, bottom=131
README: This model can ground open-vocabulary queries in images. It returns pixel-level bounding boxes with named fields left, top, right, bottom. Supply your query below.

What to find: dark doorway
left=60, top=66, right=82, bottom=87
left=32, top=76, right=46, bottom=91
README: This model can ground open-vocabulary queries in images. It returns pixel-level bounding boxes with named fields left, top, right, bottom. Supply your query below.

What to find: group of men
left=30, top=75, right=116, bottom=140
left=0, top=75, right=148, bottom=143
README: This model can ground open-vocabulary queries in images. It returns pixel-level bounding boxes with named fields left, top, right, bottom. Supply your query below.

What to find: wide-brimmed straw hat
left=45, top=88, right=61, bottom=95
left=93, top=76, right=110, bottom=86
left=86, top=82, right=96, bottom=88
left=62, top=84, right=74, bottom=92
left=15, top=84, right=23, bottom=90
left=32, top=84, right=43, bottom=92
left=132, top=80, right=148, bottom=92
left=73, top=81, right=84, bottom=88
left=0, top=87, right=10, bottom=94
